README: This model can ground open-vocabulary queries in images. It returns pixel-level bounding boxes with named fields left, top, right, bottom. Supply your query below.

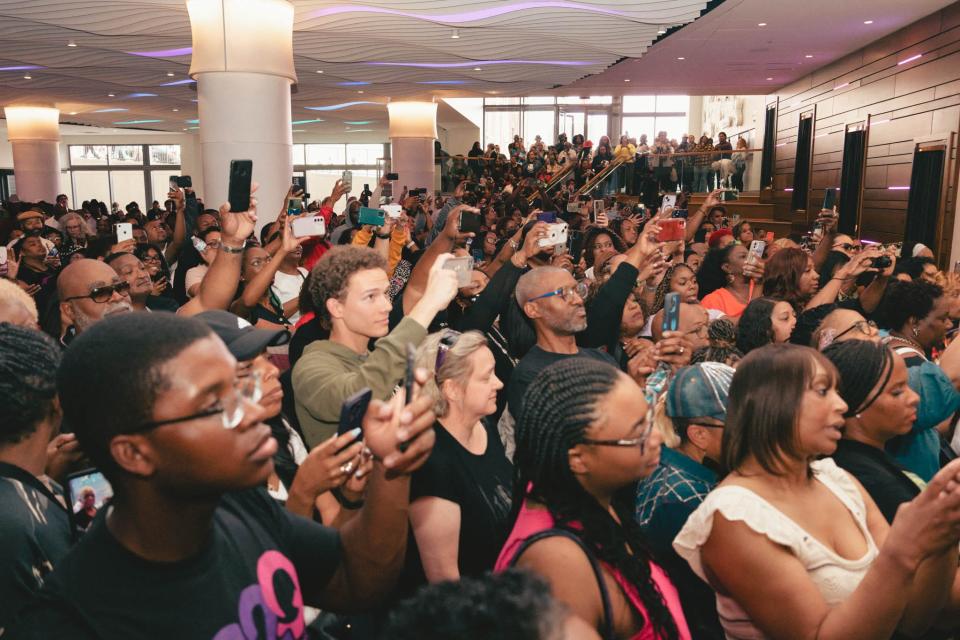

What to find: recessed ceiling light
left=657, top=29, right=666, bottom=34
left=358, top=90, right=364, bottom=94
left=69, top=111, right=77, bottom=115
left=757, top=22, right=767, bottom=26
left=316, top=70, right=324, bottom=74
left=22, top=74, right=31, bottom=79
left=474, top=67, right=482, bottom=71
left=624, top=79, right=631, bottom=82
left=766, top=77, right=773, bottom=80
left=172, top=108, right=179, bottom=112
left=805, top=54, right=813, bottom=58
left=676, top=57, right=685, bottom=60
left=108, top=93, right=115, bottom=97
left=67, top=40, right=77, bottom=47
left=864, top=20, right=873, bottom=24
left=166, top=72, right=175, bottom=77
left=451, top=29, right=460, bottom=39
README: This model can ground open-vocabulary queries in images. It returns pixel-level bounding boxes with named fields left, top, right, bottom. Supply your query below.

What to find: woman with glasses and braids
left=675, top=343, right=960, bottom=640
left=496, top=358, right=691, bottom=640
left=399, top=330, right=513, bottom=592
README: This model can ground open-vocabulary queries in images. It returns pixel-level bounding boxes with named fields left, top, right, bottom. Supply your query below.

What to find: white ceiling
left=0, top=0, right=706, bottom=134
left=0, top=0, right=954, bottom=137
left=570, top=0, right=958, bottom=94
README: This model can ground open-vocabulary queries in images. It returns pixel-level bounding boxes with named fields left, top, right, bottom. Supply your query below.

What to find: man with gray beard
left=56, top=259, right=133, bottom=347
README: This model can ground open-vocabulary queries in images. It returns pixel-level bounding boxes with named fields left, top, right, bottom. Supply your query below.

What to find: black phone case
left=228, top=160, right=253, bottom=213
left=458, top=211, right=482, bottom=234
left=337, top=388, right=373, bottom=436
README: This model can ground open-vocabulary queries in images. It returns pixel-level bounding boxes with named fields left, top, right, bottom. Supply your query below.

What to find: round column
left=187, top=0, right=295, bottom=229
left=388, top=102, right=438, bottom=194
left=4, top=106, right=61, bottom=203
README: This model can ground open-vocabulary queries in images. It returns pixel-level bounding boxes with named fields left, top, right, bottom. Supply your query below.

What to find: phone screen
left=66, top=469, right=113, bottom=539
left=662, top=292, right=681, bottom=333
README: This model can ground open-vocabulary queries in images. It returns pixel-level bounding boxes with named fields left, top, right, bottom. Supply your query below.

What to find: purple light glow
left=128, top=47, right=193, bottom=58
left=0, top=65, right=44, bottom=71
left=311, top=2, right=628, bottom=23
left=366, top=59, right=595, bottom=68
left=160, top=78, right=196, bottom=86
left=888, top=186, right=910, bottom=190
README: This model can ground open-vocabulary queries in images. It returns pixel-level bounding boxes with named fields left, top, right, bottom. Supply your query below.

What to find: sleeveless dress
left=673, top=458, right=879, bottom=640
left=495, top=500, right=691, bottom=640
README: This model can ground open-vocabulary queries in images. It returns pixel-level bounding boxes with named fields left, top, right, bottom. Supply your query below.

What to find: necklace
left=887, top=332, right=925, bottom=353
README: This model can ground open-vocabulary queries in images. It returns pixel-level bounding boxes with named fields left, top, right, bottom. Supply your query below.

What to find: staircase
left=527, top=162, right=575, bottom=204
left=572, top=157, right=626, bottom=199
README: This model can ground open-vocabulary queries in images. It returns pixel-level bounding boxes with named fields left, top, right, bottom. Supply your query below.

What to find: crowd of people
left=2, top=127, right=960, bottom=640
left=445, top=130, right=751, bottom=200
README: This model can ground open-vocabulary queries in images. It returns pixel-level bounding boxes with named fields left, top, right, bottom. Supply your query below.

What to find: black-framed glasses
left=580, top=398, right=657, bottom=455
left=528, top=281, right=589, bottom=304
left=141, top=254, right=162, bottom=263
left=833, top=242, right=862, bottom=252
left=435, top=330, right=461, bottom=372
left=63, top=281, right=131, bottom=303
left=130, top=373, right=262, bottom=433
left=835, top=319, right=878, bottom=341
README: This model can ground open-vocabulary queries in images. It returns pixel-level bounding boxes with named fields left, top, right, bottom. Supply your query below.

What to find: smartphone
left=537, top=211, right=557, bottom=224
left=671, top=209, right=689, bottom=219
left=954, top=260, right=960, bottom=274
left=114, top=222, right=133, bottom=243
left=823, top=188, right=837, bottom=211
left=169, top=175, right=179, bottom=191
left=385, top=172, right=399, bottom=181
left=538, top=222, right=569, bottom=248
left=747, top=240, right=767, bottom=266
left=661, top=194, right=677, bottom=209
left=656, top=218, right=686, bottom=242
left=47, top=246, right=59, bottom=258
left=662, top=292, right=681, bottom=333
left=176, top=176, right=192, bottom=189
left=337, top=388, right=373, bottom=437
left=341, top=170, right=353, bottom=193
left=566, top=201, right=581, bottom=214
left=287, top=197, right=303, bottom=216
left=458, top=210, right=483, bottom=235
left=291, top=215, right=326, bottom=238
left=567, top=230, right=585, bottom=263
left=0, top=247, right=7, bottom=265
left=442, top=255, right=475, bottom=287
left=292, top=176, right=306, bottom=193
left=381, top=203, right=403, bottom=218
left=358, top=207, right=386, bottom=227
left=403, top=343, right=417, bottom=405
left=65, top=468, right=113, bottom=540
left=228, top=159, right=253, bottom=212
left=592, top=199, right=604, bottom=223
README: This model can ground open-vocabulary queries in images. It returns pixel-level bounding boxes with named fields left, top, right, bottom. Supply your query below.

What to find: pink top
left=495, top=501, right=691, bottom=640
left=700, top=286, right=750, bottom=319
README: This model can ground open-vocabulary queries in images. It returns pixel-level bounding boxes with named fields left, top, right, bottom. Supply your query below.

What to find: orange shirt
left=701, top=286, right=748, bottom=319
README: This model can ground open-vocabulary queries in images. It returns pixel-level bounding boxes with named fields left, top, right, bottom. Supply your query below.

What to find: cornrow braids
left=0, top=324, right=61, bottom=445
left=691, top=318, right=742, bottom=365
left=651, top=264, right=694, bottom=317
left=512, top=358, right=680, bottom=640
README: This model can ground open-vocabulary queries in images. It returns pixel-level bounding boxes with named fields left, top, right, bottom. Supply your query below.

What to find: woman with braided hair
left=495, top=358, right=690, bottom=640
left=821, top=340, right=922, bottom=523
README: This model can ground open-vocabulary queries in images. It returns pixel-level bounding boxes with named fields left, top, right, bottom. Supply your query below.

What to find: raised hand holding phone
left=363, top=368, right=437, bottom=474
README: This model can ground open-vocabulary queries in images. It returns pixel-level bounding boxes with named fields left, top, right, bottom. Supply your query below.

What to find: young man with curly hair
left=292, top=246, right=459, bottom=446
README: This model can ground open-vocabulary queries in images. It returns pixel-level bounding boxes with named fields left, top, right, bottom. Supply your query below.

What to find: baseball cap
left=196, top=310, right=289, bottom=361
left=665, top=362, right=735, bottom=422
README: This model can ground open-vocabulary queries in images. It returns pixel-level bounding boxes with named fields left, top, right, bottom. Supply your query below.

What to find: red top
left=495, top=500, right=691, bottom=640
left=300, top=205, right=334, bottom=271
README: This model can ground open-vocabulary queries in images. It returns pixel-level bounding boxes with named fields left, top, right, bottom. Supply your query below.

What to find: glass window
left=485, top=97, right=521, bottom=106
left=59, top=172, right=73, bottom=204
left=346, top=144, right=382, bottom=166
left=654, top=116, right=690, bottom=142
left=70, top=145, right=108, bottom=166
left=111, top=171, right=147, bottom=209
left=558, top=112, right=585, bottom=141
left=483, top=110, right=521, bottom=154
left=523, top=96, right=555, bottom=105
left=293, top=144, right=306, bottom=166
left=305, top=144, right=346, bottom=165
left=587, top=114, right=609, bottom=143
left=108, top=145, right=143, bottom=166
left=622, top=116, right=655, bottom=142
left=623, top=96, right=656, bottom=113
left=149, top=145, right=181, bottom=165
left=72, top=170, right=110, bottom=204
left=655, top=95, right=689, bottom=113
left=557, top=96, right=612, bottom=105
left=149, top=172, right=174, bottom=204
left=523, top=110, right=555, bottom=148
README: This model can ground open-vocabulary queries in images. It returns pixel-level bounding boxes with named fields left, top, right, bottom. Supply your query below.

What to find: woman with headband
left=822, top=340, right=922, bottom=523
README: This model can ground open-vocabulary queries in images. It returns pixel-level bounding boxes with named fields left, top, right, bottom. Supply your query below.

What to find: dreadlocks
left=512, top=358, right=680, bottom=640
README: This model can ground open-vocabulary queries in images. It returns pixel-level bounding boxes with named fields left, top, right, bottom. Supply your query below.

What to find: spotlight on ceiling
left=316, top=70, right=324, bottom=74
left=166, top=72, right=175, bottom=77
left=22, top=74, right=31, bottom=79
left=451, top=29, right=460, bottom=39
left=67, top=40, right=77, bottom=47
left=624, top=79, right=631, bottom=82
left=805, top=54, right=813, bottom=58
left=676, top=57, right=685, bottom=61
left=864, top=20, right=873, bottom=24
left=757, top=22, right=767, bottom=26
left=474, top=67, right=482, bottom=71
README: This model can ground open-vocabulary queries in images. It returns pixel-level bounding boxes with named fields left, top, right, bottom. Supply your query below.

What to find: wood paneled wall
left=769, top=2, right=960, bottom=258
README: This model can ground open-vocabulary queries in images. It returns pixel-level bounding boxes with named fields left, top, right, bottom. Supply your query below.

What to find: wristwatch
left=220, top=243, right=244, bottom=254
left=375, top=231, right=392, bottom=239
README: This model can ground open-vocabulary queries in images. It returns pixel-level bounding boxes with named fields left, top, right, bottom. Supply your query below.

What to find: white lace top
left=673, top=458, right=879, bottom=640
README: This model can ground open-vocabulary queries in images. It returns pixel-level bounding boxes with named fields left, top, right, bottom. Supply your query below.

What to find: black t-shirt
left=8, top=488, right=341, bottom=639
left=831, top=439, right=921, bottom=523
left=507, top=345, right=617, bottom=417
left=16, top=264, right=58, bottom=318
left=0, top=463, right=72, bottom=632
left=400, top=419, right=513, bottom=594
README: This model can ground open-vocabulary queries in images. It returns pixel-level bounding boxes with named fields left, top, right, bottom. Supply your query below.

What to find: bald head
left=58, top=259, right=133, bottom=335
left=652, top=302, right=709, bottom=345
left=515, top=266, right=572, bottom=308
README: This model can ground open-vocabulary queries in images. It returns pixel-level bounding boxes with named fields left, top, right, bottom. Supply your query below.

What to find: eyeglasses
left=528, top=281, right=589, bottom=304
left=141, top=254, right=161, bottom=263
left=833, top=242, right=862, bottom=252
left=131, top=372, right=262, bottom=433
left=204, top=240, right=222, bottom=250
left=579, top=398, right=657, bottom=455
left=63, top=280, right=131, bottom=303
left=685, top=322, right=709, bottom=338
left=435, top=330, right=461, bottom=371
left=834, top=319, right=878, bottom=341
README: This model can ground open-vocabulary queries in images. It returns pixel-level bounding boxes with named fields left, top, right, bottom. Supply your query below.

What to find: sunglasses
left=63, top=280, right=131, bottom=303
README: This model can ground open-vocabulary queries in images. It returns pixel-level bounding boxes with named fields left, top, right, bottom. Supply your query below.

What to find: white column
left=388, top=102, right=438, bottom=194
left=4, top=106, right=61, bottom=203
left=187, top=0, right=295, bottom=229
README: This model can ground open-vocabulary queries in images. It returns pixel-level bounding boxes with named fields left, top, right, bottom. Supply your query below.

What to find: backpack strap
left=508, top=528, right=615, bottom=640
